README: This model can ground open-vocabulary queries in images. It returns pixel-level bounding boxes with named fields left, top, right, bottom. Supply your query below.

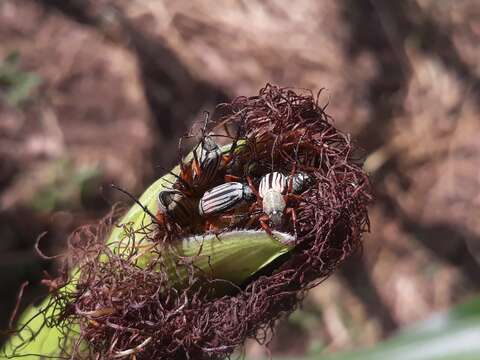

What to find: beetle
left=253, top=171, right=311, bottom=234
left=258, top=172, right=287, bottom=198
left=157, top=189, right=198, bottom=227
left=184, top=111, right=243, bottom=191
left=191, top=135, right=223, bottom=189
left=198, top=181, right=255, bottom=217
left=258, top=172, right=288, bottom=228
left=176, top=132, right=244, bottom=197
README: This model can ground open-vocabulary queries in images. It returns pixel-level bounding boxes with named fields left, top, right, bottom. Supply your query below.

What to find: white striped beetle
left=258, top=171, right=287, bottom=198
left=157, top=189, right=197, bottom=227
left=199, top=182, right=255, bottom=217
left=256, top=171, right=310, bottom=230
left=191, top=135, right=223, bottom=189
left=189, top=111, right=243, bottom=191
left=258, top=172, right=288, bottom=227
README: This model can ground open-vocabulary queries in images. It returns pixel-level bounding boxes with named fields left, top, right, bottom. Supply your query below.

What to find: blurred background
left=1, top=0, right=480, bottom=358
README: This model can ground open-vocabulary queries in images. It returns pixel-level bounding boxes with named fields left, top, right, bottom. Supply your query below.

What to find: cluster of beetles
left=154, top=128, right=311, bottom=237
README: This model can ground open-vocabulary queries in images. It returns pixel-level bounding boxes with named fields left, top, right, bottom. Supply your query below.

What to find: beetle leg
left=224, top=174, right=242, bottom=182
left=225, top=213, right=245, bottom=228
left=287, top=173, right=294, bottom=193
left=242, top=206, right=260, bottom=229
left=259, top=215, right=274, bottom=237
left=285, top=207, right=297, bottom=222
left=285, top=206, right=298, bottom=237
left=286, top=163, right=299, bottom=193
left=222, top=154, right=233, bottom=167
left=192, top=158, right=202, bottom=178
left=203, top=219, right=215, bottom=232
left=155, top=213, right=167, bottom=227
left=287, top=193, right=303, bottom=202
left=215, top=213, right=237, bottom=228
left=222, top=132, right=240, bottom=166
left=246, top=176, right=260, bottom=198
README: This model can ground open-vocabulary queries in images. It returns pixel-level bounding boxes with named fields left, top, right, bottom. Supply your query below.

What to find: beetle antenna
left=191, top=112, right=210, bottom=165
left=153, top=166, right=178, bottom=187
left=169, top=170, right=195, bottom=194
left=225, top=126, right=242, bottom=159
left=202, top=111, right=210, bottom=134
left=294, top=133, right=306, bottom=166
left=110, top=184, right=160, bottom=225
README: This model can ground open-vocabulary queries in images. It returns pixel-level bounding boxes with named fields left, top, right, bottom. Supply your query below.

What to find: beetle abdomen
left=158, top=189, right=197, bottom=226
left=199, top=182, right=252, bottom=216
left=193, top=136, right=222, bottom=187
left=259, top=172, right=287, bottom=198
left=262, top=191, right=286, bottom=217
left=262, top=190, right=286, bottom=226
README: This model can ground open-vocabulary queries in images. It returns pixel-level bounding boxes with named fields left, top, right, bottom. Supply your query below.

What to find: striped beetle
left=110, top=184, right=199, bottom=231
left=258, top=172, right=288, bottom=227
left=179, top=133, right=242, bottom=195
left=256, top=171, right=310, bottom=231
left=157, top=189, right=197, bottom=227
left=191, top=135, right=223, bottom=189
left=188, top=111, right=243, bottom=191
left=199, top=181, right=255, bottom=217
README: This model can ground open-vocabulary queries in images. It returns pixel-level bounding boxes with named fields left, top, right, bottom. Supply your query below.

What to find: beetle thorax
left=262, top=190, right=286, bottom=226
